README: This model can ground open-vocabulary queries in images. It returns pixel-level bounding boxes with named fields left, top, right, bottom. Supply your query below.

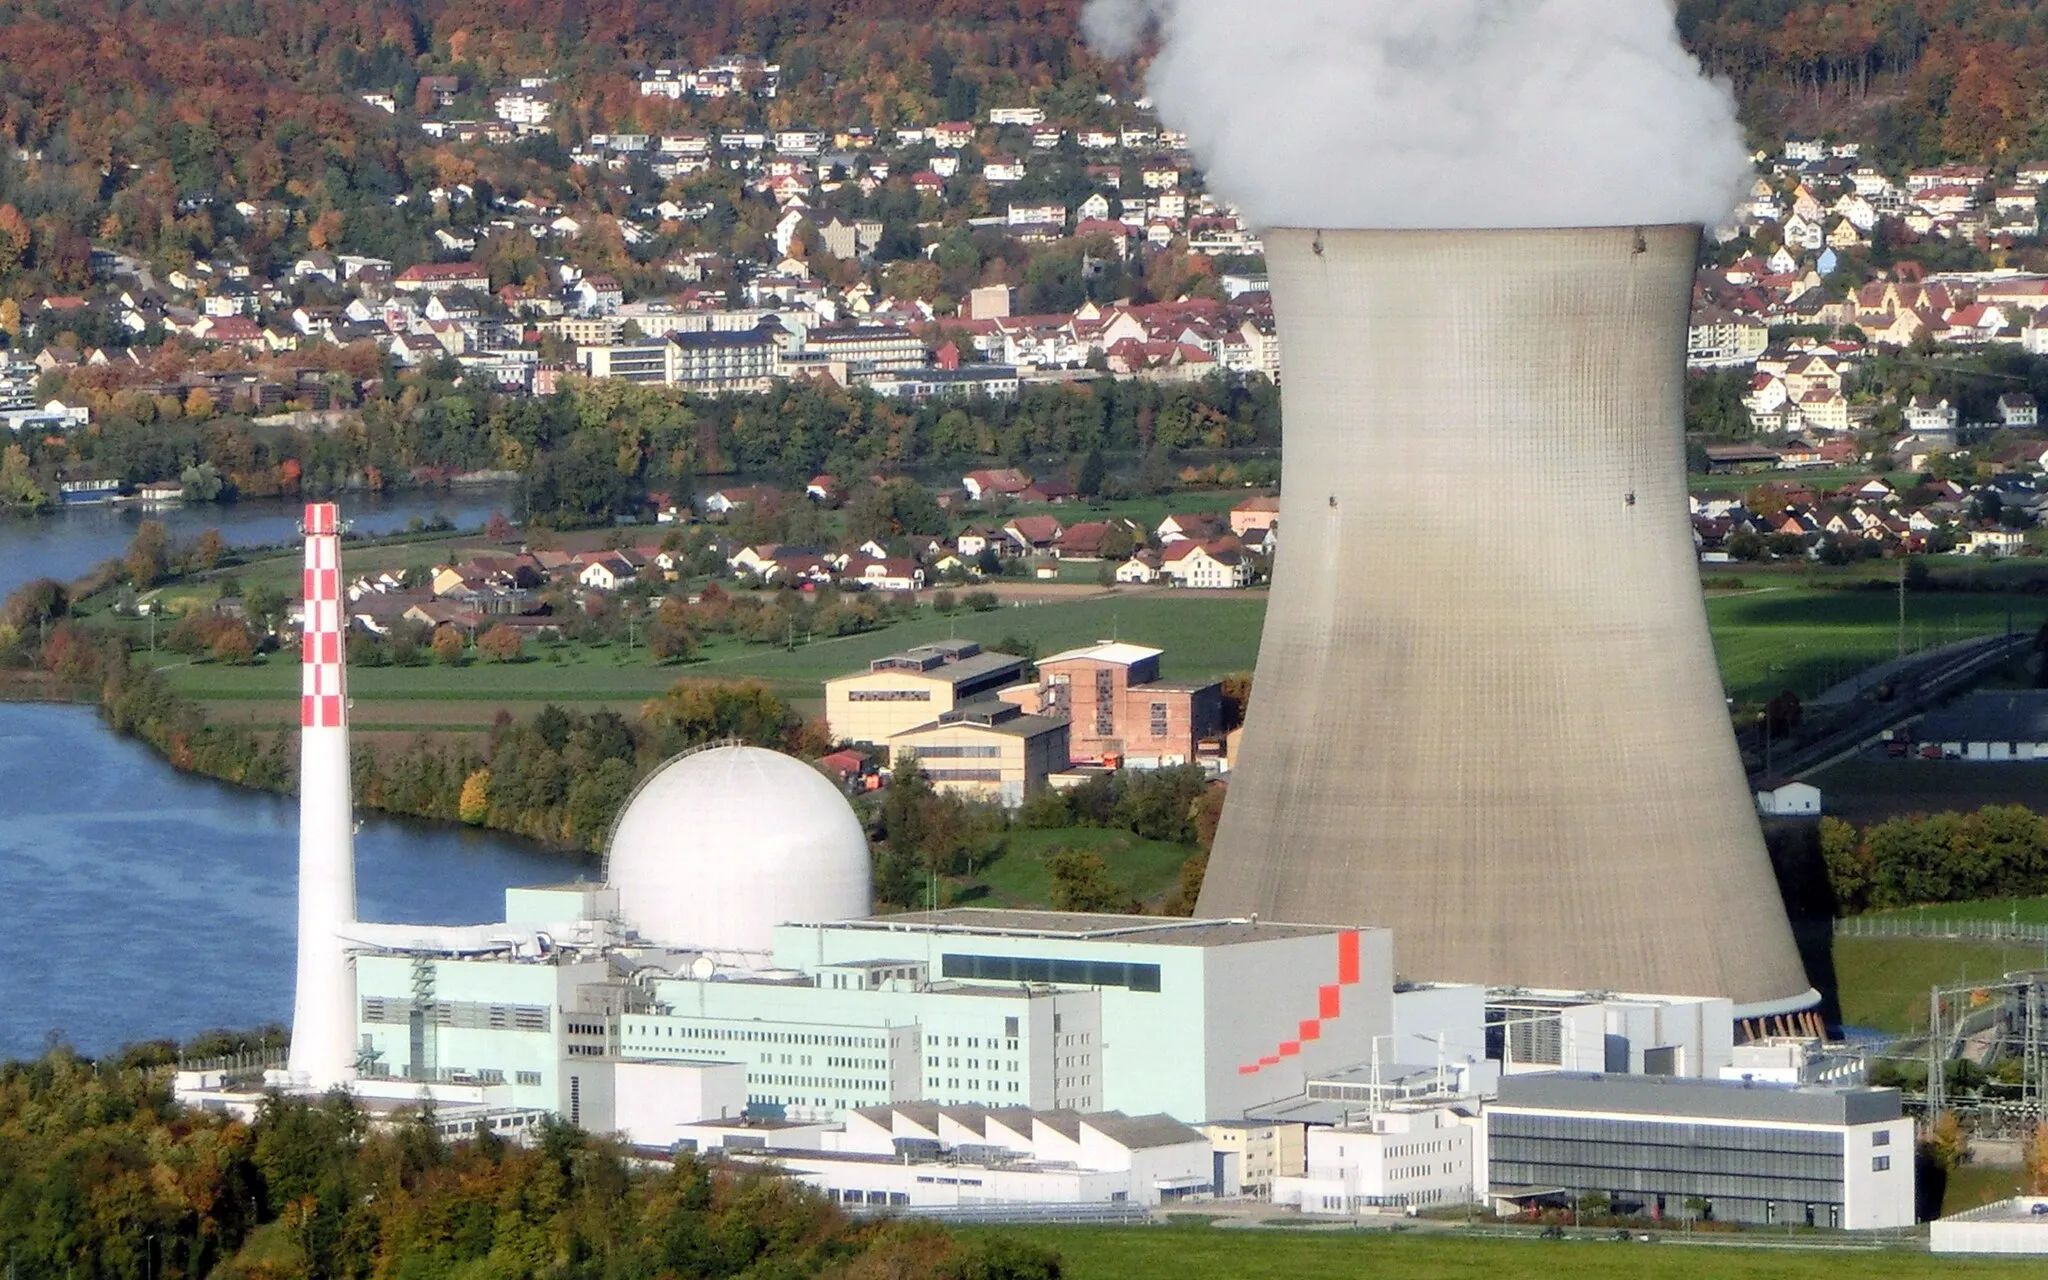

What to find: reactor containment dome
left=603, top=744, right=872, bottom=953
left=1198, top=225, right=1815, bottom=1017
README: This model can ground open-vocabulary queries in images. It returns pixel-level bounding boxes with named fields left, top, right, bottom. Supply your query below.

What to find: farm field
left=150, top=593, right=1271, bottom=737
left=955, top=1224, right=2034, bottom=1280
left=136, top=555, right=2048, bottom=745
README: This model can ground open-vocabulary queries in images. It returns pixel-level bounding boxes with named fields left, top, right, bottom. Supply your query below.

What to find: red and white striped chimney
left=288, top=502, right=359, bottom=1089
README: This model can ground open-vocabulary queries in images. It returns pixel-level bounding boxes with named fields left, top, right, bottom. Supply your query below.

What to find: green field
left=153, top=593, right=1269, bottom=713
left=138, top=554, right=2048, bottom=740
left=1705, top=586, right=2044, bottom=704
left=955, top=1225, right=2034, bottom=1280
left=1830, top=937, right=2045, bottom=1033
left=963, top=828, right=1196, bottom=910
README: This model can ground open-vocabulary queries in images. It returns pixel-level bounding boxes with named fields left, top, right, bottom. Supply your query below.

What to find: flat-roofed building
left=1036, top=641, right=1223, bottom=768
left=670, top=326, right=780, bottom=393
left=1276, top=1106, right=1478, bottom=1213
left=792, top=910, right=1394, bottom=1124
left=826, top=641, right=1026, bottom=745
left=1486, top=1072, right=1913, bottom=1230
left=790, top=324, right=926, bottom=374
left=889, top=701, right=1070, bottom=805
left=577, top=341, right=669, bottom=383
left=1933, top=1197, right=2048, bottom=1254
left=1200, top=1118, right=1307, bottom=1197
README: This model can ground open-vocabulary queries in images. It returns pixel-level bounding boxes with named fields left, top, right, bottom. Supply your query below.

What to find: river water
left=0, top=703, right=571, bottom=1060
left=0, top=489, right=567, bottom=1060
left=0, top=487, right=521, bottom=602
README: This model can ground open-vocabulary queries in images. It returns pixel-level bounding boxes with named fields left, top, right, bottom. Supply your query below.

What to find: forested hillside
left=1677, top=0, right=2048, bottom=164
left=0, top=0, right=2042, bottom=295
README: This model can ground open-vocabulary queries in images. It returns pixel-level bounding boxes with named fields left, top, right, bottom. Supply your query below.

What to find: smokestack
left=288, top=501, right=358, bottom=1088
left=1197, top=227, right=1816, bottom=1016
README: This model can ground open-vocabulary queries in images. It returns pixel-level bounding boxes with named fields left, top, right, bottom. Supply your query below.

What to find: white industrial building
left=1273, top=1106, right=1478, bottom=1213
left=1485, top=1073, right=1914, bottom=1230
left=700, top=1104, right=1216, bottom=1209
left=1933, top=1198, right=2048, bottom=1254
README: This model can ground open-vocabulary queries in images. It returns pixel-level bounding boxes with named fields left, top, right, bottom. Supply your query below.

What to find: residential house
left=848, top=558, right=925, bottom=592
left=1999, top=392, right=2040, bottom=429
left=1002, top=515, right=1063, bottom=555
left=1906, top=396, right=1959, bottom=435
left=1162, top=539, right=1252, bottom=589
left=577, top=554, right=639, bottom=592
left=963, top=468, right=1033, bottom=501
left=1115, top=551, right=1165, bottom=584
left=1230, top=495, right=1280, bottom=537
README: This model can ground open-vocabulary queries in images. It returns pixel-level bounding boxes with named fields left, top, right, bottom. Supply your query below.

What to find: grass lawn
left=1942, top=1163, right=2029, bottom=1219
left=955, top=1225, right=2034, bottom=1279
left=1000, top=488, right=1254, bottom=534
left=154, top=593, right=1268, bottom=710
left=962, top=827, right=1196, bottom=910
left=1705, top=586, right=2046, bottom=704
left=1830, top=937, right=2044, bottom=1033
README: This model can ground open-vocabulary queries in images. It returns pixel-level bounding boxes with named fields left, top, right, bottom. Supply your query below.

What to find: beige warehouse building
left=890, top=703, right=1069, bottom=806
left=826, top=642, right=1027, bottom=745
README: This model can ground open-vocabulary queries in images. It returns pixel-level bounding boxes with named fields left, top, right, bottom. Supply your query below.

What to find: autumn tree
left=646, top=597, right=697, bottom=662
left=124, top=521, right=171, bottom=588
left=192, top=528, right=227, bottom=571
left=210, top=624, right=255, bottom=664
left=477, top=624, right=524, bottom=662
left=458, top=768, right=492, bottom=824
left=431, top=626, right=466, bottom=664
left=641, top=678, right=793, bottom=751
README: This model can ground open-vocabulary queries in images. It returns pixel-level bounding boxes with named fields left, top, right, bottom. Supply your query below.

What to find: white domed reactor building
left=604, top=744, right=872, bottom=954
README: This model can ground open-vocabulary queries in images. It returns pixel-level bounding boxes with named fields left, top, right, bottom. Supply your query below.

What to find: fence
left=1833, top=915, right=2048, bottom=946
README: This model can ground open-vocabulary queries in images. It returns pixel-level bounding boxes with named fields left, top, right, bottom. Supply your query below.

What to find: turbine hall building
left=1198, top=226, right=1814, bottom=1017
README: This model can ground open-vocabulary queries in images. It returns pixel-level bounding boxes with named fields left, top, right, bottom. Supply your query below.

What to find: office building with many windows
left=1485, top=1072, right=1913, bottom=1229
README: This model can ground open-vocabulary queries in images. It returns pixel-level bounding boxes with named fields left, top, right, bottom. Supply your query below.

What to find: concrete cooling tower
left=1197, top=226, right=1815, bottom=1016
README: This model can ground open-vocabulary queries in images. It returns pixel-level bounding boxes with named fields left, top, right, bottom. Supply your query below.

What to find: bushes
left=1822, top=805, right=2048, bottom=914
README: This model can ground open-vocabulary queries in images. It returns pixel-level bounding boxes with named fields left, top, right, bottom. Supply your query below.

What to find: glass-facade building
left=1487, top=1072, right=1913, bottom=1229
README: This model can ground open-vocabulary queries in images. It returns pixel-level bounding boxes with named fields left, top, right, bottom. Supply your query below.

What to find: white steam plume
left=1082, top=0, right=1751, bottom=230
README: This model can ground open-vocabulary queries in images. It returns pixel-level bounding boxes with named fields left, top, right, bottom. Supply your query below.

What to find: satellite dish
left=689, top=955, right=717, bottom=980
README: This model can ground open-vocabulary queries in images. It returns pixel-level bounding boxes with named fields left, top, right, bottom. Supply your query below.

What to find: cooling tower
left=288, top=502, right=359, bottom=1088
left=1198, top=226, right=1815, bottom=1016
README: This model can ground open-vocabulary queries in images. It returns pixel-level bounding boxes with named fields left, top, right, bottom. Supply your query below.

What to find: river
left=0, top=487, right=521, bottom=602
left=0, top=704, right=572, bottom=1061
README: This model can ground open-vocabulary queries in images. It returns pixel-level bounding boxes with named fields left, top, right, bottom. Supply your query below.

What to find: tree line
left=0, top=1047, right=1061, bottom=1280
left=1819, top=804, right=2048, bottom=914
left=21, top=364, right=1279, bottom=524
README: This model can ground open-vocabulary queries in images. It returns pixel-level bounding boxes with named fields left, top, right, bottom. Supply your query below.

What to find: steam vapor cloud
left=1081, top=0, right=1752, bottom=230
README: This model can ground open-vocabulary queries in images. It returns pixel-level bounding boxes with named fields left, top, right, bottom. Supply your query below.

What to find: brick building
left=1034, top=642, right=1223, bottom=768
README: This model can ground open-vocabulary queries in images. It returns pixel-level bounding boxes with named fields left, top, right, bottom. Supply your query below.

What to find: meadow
left=1704, top=584, right=2046, bottom=705
left=1829, top=936, right=2047, bottom=1033
left=956, top=1224, right=2036, bottom=1280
